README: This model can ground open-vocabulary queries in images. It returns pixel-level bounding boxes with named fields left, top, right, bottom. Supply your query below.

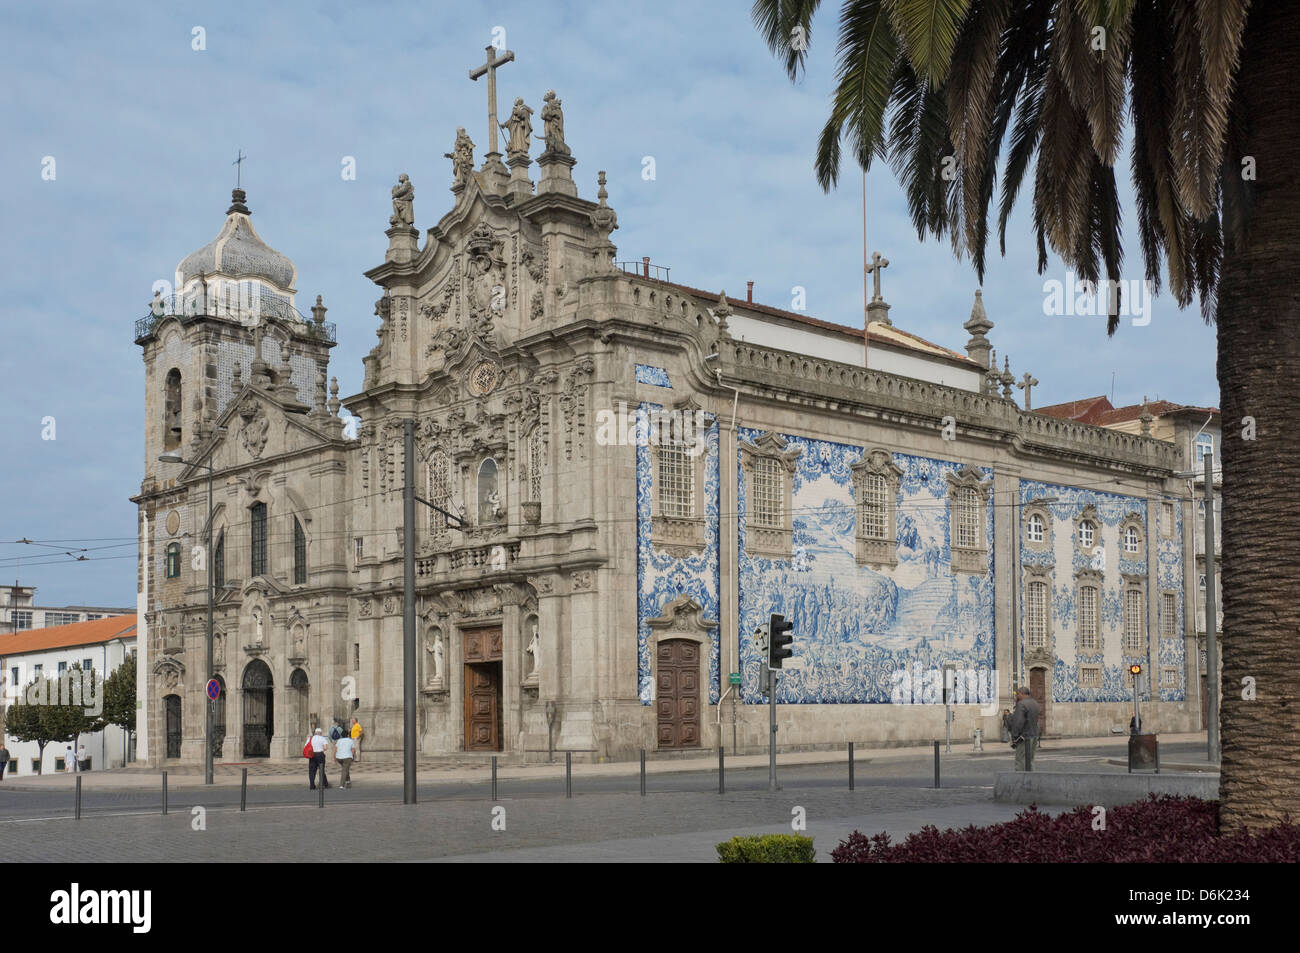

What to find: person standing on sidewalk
left=308, top=728, right=331, bottom=790
left=335, top=732, right=355, bottom=788
left=0, top=743, right=10, bottom=780
left=1008, top=686, right=1041, bottom=771
left=350, top=717, right=363, bottom=763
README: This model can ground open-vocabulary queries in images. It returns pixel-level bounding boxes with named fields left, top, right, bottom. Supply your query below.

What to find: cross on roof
left=232, top=149, right=247, bottom=188
left=469, top=45, right=515, bottom=157
left=865, top=251, right=889, bottom=302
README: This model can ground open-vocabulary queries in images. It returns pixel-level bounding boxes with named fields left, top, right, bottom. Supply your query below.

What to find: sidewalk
left=0, top=733, right=1210, bottom=793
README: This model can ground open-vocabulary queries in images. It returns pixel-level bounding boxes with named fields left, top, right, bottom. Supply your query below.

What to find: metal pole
left=162, top=770, right=168, bottom=815
left=1203, top=452, right=1220, bottom=763
left=718, top=746, right=725, bottom=795
left=205, top=464, right=214, bottom=786
left=768, top=670, right=778, bottom=792
left=491, top=756, right=498, bottom=801
left=565, top=751, right=572, bottom=798
left=75, top=775, right=82, bottom=820
left=402, top=420, right=418, bottom=804
left=933, top=741, right=940, bottom=788
left=640, top=749, right=646, bottom=796
left=848, top=742, right=855, bottom=790
left=318, top=778, right=325, bottom=809
left=240, top=768, right=247, bottom=811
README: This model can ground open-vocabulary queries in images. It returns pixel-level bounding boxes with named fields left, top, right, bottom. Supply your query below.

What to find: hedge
left=717, top=834, right=816, bottom=863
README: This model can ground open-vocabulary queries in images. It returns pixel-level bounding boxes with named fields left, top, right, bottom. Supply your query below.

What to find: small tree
left=2, top=672, right=100, bottom=775
left=97, top=653, right=137, bottom=760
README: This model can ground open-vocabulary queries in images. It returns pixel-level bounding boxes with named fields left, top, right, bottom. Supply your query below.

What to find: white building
left=0, top=615, right=137, bottom=775
left=1, top=582, right=133, bottom=636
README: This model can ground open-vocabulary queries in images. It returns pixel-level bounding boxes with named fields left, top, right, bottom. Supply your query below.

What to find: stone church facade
left=132, top=79, right=1205, bottom=766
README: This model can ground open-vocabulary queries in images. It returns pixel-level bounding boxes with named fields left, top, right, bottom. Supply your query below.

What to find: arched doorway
left=289, top=668, right=310, bottom=742
left=1029, top=666, right=1048, bottom=736
left=164, top=695, right=182, bottom=759
left=212, top=675, right=227, bottom=759
left=242, top=660, right=274, bottom=757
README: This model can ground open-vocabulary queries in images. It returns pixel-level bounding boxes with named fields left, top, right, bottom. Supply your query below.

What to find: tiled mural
left=634, top=364, right=672, bottom=388
left=1019, top=480, right=1184, bottom=704
left=735, top=431, right=995, bottom=704
left=635, top=403, right=721, bottom=704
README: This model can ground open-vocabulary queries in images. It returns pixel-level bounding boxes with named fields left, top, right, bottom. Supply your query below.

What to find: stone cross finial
left=1017, top=371, right=1038, bottom=410
left=1000, top=355, right=1015, bottom=400
left=232, top=149, right=247, bottom=189
left=1139, top=396, right=1154, bottom=435
left=865, top=251, right=889, bottom=302
left=469, top=45, right=515, bottom=158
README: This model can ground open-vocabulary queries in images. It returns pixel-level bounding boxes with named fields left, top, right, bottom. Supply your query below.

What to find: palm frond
left=751, top=0, right=825, bottom=80
left=1195, top=0, right=1251, bottom=97
left=1169, top=1, right=1227, bottom=218
left=883, top=0, right=973, bottom=87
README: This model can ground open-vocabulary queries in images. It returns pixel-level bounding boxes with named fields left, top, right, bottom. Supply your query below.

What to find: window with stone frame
left=1121, top=513, right=1145, bottom=558
left=213, top=532, right=225, bottom=590
left=1161, top=501, right=1175, bottom=536
left=852, top=448, right=903, bottom=568
left=425, top=450, right=451, bottom=532
left=650, top=404, right=713, bottom=555
left=1161, top=591, right=1177, bottom=639
left=740, top=431, right=801, bottom=560
left=1077, top=579, right=1101, bottom=652
left=1026, top=512, right=1045, bottom=543
left=293, top=517, right=307, bottom=585
left=1026, top=580, right=1049, bottom=651
left=1079, top=665, right=1102, bottom=689
left=1161, top=667, right=1180, bottom=689
left=1123, top=586, right=1145, bottom=654
left=1078, top=519, right=1096, bottom=549
left=250, top=502, right=267, bottom=577
left=166, top=542, right=181, bottom=579
left=946, top=465, right=992, bottom=574
left=1022, top=501, right=1052, bottom=553
left=658, top=443, right=694, bottom=519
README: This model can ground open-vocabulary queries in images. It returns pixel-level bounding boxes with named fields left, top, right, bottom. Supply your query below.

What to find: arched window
left=1026, top=513, right=1045, bottom=543
left=1124, top=525, right=1140, bottom=554
left=250, top=502, right=267, bottom=577
left=425, top=451, right=450, bottom=530
left=164, top=369, right=182, bottom=450
left=213, top=532, right=225, bottom=590
left=165, top=542, right=181, bottom=579
left=478, top=458, right=500, bottom=524
left=293, top=517, right=307, bottom=584
left=1078, top=520, right=1096, bottom=549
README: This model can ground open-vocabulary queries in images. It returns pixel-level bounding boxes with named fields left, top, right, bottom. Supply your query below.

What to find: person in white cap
left=308, top=728, right=331, bottom=790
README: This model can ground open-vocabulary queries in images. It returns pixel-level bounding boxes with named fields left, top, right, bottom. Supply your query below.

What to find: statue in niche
left=293, top=626, right=306, bottom=657
left=539, top=90, right=570, bottom=156
left=252, top=607, right=264, bottom=646
left=426, top=631, right=444, bottom=686
left=444, top=127, right=475, bottom=186
left=478, top=459, right=500, bottom=524
left=501, top=98, right=533, bottom=159
left=389, top=173, right=414, bottom=227
left=213, top=632, right=224, bottom=666
left=525, top=622, right=540, bottom=676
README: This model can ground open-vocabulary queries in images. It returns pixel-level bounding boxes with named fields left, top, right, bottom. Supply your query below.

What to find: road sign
left=728, top=672, right=741, bottom=685
left=206, top=678, right=221, bottom=701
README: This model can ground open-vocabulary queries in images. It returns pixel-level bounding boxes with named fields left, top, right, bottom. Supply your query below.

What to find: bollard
left=933, top=741, right=940, bottom=789
left=565, top=751, right=572, bottom=799
left=848, top=742, right=855, bottom=791
left=75, top=775, right=82, bottom=820
left=639, top=749, right=646, bottom=797
left=491, top=756, right=498, bottom=801
left=162, top=770, right=168, bottom=815
left=718, top=746, right=725, bottom=795
left=240, top=768, right=247, bottom=812
left=318, top=779, right=325, bottom=809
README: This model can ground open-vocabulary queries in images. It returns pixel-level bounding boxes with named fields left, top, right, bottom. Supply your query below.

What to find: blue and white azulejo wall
left=735, top=431, right=995, bottom=705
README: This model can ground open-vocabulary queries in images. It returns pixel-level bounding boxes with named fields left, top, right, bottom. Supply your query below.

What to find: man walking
left=308, top=728, right=331, bottom=790
left=1008, top=686, right=1041, bottom=771
left=335, top=731, right=355, bottom=788
left=0, top=743, right=10, bottom=780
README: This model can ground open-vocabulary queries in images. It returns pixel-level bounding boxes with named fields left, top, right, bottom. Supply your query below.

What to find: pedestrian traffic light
left=1129, top=664, right=1142, bottom=677
left=768, top=613, right=794, bottom=669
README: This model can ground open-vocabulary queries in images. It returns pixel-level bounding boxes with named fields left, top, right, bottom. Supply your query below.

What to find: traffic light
left=768, top=613, right=794, bottom=669
left=1129, top=664, right=1142, bottom=678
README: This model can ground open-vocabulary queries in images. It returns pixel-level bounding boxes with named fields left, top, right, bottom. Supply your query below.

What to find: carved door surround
left=462, top=625, right=503, bottom=751
left=646, top=594, right=717, bottom=749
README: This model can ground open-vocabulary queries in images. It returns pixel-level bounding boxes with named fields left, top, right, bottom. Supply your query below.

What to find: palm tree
left=753, top=0, right=1295, bottom=831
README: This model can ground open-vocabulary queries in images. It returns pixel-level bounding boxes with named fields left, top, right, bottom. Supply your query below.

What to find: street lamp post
left=159, top=450, right=215, bottom=786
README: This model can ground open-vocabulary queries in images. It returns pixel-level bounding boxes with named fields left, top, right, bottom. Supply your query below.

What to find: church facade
left=132, top=68, right=1206, bottom=765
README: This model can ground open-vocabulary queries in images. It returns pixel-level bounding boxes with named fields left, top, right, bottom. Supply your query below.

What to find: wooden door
left=464, top=662, right=501, bottom=751
left=656, top=640, right=700, bottom=749
left=164, top=695, right=182, bottom=759
left=1030, top=667, right=1047, bottom=735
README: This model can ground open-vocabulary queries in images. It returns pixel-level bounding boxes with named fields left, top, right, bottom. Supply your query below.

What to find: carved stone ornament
left=238, top=400, right=270, bottom=459
left=645, top=594, right=718, bottom=640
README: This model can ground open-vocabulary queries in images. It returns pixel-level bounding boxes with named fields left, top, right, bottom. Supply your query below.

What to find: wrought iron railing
left=616, top=257, right=671, bottom=282
left=135, top=294, right=336, bottom=344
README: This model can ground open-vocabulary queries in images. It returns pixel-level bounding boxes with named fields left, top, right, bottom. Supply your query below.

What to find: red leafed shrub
left=831, top=795, right=1300, bottom=863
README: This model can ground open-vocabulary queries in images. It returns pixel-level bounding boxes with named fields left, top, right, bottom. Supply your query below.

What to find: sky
left=0, top=0, right=1219, bottom=608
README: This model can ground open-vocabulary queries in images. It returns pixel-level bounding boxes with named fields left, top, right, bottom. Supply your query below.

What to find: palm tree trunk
left=1215, top=0, right=1300, bottom=831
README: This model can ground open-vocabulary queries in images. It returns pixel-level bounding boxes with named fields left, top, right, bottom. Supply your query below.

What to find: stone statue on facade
left=538, top=90, right=570, bottom=156
left=389, top=173, right=414, bottom=227
left=501, top=98, right=533, bottom=159
left=444, top=127, right=476, bottom=187
left=253, top=607, right=264, bottom=644
left=525, top=623, right=541, bottom=675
